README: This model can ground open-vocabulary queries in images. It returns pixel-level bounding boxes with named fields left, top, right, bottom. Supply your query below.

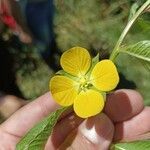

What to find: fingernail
left=79, top=113, right=114, bottom=149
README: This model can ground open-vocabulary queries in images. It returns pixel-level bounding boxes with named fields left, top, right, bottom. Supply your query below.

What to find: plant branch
left=110, top=0, right=150, bottom=61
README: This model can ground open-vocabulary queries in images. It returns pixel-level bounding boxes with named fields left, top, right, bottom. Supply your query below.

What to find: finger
left=45, top=113, right=83, bottom=150
left=114, top=107, right=150, bottom=142
left=59, top=107, right=73, bottom=121
left=127, top=132, right=150, bottom=141
left=0, top=95, right=26, bottom=118
left=0, top=92, right=59, bottom=138
left=59, top=113, right=114, bottom=150
left=104, top=89, right=144, bottom=122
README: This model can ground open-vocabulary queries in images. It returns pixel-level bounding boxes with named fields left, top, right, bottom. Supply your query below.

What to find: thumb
left=59, top=113, right=114, bottom=150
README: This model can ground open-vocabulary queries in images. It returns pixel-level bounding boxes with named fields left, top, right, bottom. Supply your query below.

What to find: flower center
left=79, top=76, right=92, bottom=92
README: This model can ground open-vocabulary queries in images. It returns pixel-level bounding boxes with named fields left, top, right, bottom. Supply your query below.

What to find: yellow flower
left=49, top=47, right=119, bottom=118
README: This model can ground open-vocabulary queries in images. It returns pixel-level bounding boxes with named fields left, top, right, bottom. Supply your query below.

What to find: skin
left=0, top=89, right=149, bottom=150
left=0, top=95, right=26, bottom=118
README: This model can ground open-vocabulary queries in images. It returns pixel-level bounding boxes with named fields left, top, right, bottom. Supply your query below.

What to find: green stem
left=110, top=0, right=150, bottom=61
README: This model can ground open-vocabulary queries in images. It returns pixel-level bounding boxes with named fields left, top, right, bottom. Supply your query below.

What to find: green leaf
left=111, top=140, right=150, bottom=150
left=139, top=59, right=150, bottom=71
left=92, top=53, right=100, bottom=65
left=56, top=70, right=66, bottom=75
left=87, top=53, right=99, bottom=76
left=119, top=41, right=150, bottom=62
left=128, top=2, right=139, bottom=21
left=16, top=107, right=66, bottom=150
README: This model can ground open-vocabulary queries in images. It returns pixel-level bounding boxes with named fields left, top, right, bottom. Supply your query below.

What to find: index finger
left=0, top=92, right=59, bottom=138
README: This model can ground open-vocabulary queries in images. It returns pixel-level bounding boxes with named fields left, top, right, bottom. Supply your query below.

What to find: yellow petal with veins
left=91, top=60, right=119, bottom=91
left=50, top=76, right=78, bottom=106
left=74, top=90, right=104, bottom=118
left=60, top=47, right=91, bottom=77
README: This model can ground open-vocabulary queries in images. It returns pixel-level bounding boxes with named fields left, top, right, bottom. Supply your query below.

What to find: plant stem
left=110, top=0, right=150, bottom=61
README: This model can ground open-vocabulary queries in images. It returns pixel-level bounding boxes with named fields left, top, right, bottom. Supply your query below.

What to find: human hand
left=0, top=89, right=149, bottom=150
left=0, top=95, right=26, bottom=118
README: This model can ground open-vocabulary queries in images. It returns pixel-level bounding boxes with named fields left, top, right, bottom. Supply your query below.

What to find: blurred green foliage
left=16, top=53, right=53, bottom=99
left=54, top=0, right=129, bottom=51
left=1, top=0, right=149, bottom=105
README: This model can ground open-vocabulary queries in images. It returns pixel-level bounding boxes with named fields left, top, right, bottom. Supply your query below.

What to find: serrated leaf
left=120, top=41, right=150, bottom=63
left=111, top=140, right=150, bottom=150
left=16, top=107, right=66, bottom=150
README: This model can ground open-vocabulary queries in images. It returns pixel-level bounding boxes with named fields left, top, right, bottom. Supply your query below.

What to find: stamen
left=79, top=76, right=93, bottom=92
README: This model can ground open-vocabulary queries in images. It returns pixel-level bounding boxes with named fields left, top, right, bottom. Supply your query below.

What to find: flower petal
left=74, top=90, right=104, bottom=118
left=60, top=47, right=91, bottom=77
left=50, top=76, right=78, bottom=106
left=91, top=60, right=119, bottom=91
